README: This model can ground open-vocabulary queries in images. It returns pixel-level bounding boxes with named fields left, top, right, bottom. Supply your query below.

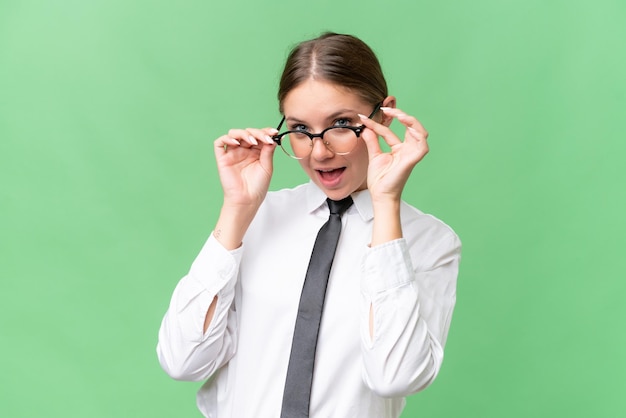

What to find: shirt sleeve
left=359, top=231, right=461, bottom=397
left=157, top=233, right=242, bottom=381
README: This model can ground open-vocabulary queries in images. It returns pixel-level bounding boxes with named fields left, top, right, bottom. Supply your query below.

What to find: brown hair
left=278, top=32, right=388, bottom=113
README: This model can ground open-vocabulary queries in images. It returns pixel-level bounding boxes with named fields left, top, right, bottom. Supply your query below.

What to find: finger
left=247, top=127, right=277, bottom=145
left=358, top=113, right=402, bottom=146
left=215, top=134, right=241, bottom=146
left=360, top=127, right=385, bottom=160
left=263, top=127, right=279, bottom=136
left=406, top=125, right=428, bottom=143
left=381, top=107, right=428, bottom=138
left=214, top=135, right=241, bottom=157
left=228, top=129, right=258, bottom=147
left=259, top=136, right=277, bottom=167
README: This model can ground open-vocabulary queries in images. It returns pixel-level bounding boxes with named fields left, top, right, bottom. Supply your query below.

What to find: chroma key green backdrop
left=1, top=0, right=625, bottom=417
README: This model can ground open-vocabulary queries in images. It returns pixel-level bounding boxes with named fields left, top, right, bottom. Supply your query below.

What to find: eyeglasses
left=271, top=103, right=382, bottom=159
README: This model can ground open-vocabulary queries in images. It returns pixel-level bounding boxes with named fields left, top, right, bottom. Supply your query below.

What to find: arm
left=360, top=231, right=461, bottom=397
left=358, top=107, right=461, bottom=396
left=157, top=234, right=242, bottom=381
left=359, top=105, right=430, bottom=341
left=156, top=127, right=277, bottom=380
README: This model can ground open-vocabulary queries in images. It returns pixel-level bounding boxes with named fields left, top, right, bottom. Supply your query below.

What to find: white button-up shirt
left=157, top=182, right=461, bottom=417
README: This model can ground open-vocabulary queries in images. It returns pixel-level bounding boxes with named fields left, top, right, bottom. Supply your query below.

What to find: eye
left=291, top=124, right=309, bottom=132
left=333, top=118, right=351, bottom=127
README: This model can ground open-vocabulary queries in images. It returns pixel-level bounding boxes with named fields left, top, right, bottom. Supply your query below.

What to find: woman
left=157, top=32, right=461, bottom=417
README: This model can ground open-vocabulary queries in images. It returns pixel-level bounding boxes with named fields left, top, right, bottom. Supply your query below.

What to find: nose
left=310, top=137, right=334, bottom=161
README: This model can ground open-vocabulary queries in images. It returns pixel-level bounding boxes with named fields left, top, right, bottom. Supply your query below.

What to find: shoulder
left=398, top=202, right=461, bottom=270
left=263, top=183, right=309, bottom=207
left=400, top=201, right=461, bottom=249
left=252, top=183, right=313, bottom=227
left=246, top=183, right=320, bottom=241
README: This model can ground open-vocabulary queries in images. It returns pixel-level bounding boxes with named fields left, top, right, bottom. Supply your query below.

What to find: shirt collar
left=304, top=181, right=374, bottom=222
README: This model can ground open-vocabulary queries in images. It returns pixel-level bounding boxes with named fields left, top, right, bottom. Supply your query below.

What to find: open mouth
left=317, top=167, right=346, bottom=183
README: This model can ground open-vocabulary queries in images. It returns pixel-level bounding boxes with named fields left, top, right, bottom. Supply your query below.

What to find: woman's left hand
left=359, top=107, right=429, bottom=203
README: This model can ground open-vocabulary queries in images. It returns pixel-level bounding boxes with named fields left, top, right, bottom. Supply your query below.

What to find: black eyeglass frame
left=271, top=103, right=382, bottom=159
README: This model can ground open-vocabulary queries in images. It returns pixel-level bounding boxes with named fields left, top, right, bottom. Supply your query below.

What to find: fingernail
left=380, top=107, right=393, bottom=111
left=408, top=127, right=420, bottom=136
left=248, top=135, right=258, bottom=145
left=264, top=135, right=274, bottom=144
left=268, top=128, right=279, bottom=134
left=358, top=113, right=368, bottom=119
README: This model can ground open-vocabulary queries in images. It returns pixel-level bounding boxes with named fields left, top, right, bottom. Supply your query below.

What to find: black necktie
left=280, top=196, right=354, bottom=418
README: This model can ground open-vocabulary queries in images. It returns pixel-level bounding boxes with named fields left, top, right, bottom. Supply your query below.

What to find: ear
left=380, top=96, right=396, bottom=127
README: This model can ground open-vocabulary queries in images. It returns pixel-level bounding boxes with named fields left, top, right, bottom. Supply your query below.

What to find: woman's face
left=281, top=79, right=375, bottom=201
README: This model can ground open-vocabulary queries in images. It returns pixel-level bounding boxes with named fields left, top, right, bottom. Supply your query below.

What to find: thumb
left=361, top=128, right=382, bottom=159
left=259, top=142, right=277, bottom=172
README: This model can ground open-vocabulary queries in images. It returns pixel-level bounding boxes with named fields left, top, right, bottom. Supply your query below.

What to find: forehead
left=282, top=79, right=369, bottom=119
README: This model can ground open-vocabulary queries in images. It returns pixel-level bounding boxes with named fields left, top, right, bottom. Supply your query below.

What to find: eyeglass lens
left=281, top=127, right=358, bottom=159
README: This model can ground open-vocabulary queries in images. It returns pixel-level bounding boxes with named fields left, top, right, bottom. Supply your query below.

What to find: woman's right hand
left=214, top=127, right=278, bottom=207
left=212, top=127, right=278, bottom=249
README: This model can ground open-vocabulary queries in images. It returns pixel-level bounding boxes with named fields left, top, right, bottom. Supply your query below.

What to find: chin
left=325, top=191, right=349, bottom=201
left=320, top=186, right=356, bottom=201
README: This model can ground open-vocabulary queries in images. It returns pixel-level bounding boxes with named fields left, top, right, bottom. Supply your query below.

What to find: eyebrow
left=285, top=108, right=358, bottom=125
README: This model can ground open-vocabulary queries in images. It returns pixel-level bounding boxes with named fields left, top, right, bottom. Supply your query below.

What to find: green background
left=1, top=0, right=625, bottom=416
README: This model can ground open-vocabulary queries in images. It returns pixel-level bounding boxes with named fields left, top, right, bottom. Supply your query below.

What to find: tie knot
left=327, top=196, right=353, bottom=216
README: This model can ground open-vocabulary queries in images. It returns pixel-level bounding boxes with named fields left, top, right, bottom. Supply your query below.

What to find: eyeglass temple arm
left=355, top=102, right=383, bottom=135
left=273, top=116, right=286, bottom=138
left=369, top=102, right=382, bottom=119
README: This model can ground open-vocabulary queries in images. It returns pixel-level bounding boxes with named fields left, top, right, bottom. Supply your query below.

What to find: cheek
left=298, top=158, right=312, bottom=174
left=350, top=148, right=369, bottom=190
left=351, top=142, right=370, bottom=171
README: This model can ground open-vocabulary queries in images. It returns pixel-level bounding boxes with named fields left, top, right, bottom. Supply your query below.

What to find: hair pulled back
left=278, top=32, right=388, bottom=113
